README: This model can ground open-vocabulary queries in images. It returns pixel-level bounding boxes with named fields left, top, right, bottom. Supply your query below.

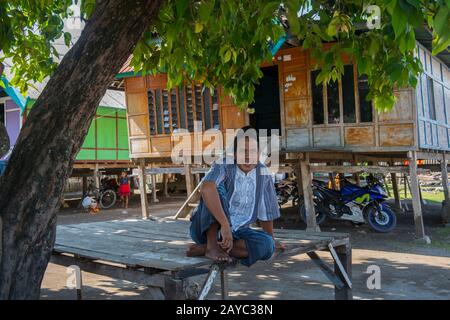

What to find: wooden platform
left=51, top=218, right=352, bottom=300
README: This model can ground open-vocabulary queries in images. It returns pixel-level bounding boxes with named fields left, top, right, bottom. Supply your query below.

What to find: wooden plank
left=391, top=172, right=401, bottom=210
left=198, top=264, right=220, bottom=300
left=51, top=253, right=168, bottom=289
left=440, top=157, right=450, bottom=223
left=285, top=99, right=309, bottom=127
left=184, top=164, right=195, bottom=197
left=56, top=228, right=194, bottom=258
left=220, top=270, right=228, bottom=300
left=344, top=126, right=375, bottom=146
left=299, top=154, right=319, bottom=231
left=306, top=252, right=344, bottom=289
left=310, top=165, right=430, bottom=175
left=379, top=124, right=414, bottom=147
left=174, top=182, right=202, bottom=219
left=313, top=127, right=342, bottom=147
left=331, top=244, right=353, bottom=300
left=145, top=167, right=185, bottom=175
left=55, top=232, right=210, bottom=271
left=138, top=158, right=149, bottom=219
left=328, top=244, right=352, bottom=289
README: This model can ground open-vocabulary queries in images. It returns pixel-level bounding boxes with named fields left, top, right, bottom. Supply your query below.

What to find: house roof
left=415, top=27, right=450, bottom=68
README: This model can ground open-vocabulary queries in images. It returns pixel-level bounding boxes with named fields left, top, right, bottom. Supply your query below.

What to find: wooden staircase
left=173, top=180, right=203, bottom=219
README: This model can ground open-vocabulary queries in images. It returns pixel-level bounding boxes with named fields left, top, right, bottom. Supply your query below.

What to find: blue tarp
left=0, top=76, right=27, bottom=112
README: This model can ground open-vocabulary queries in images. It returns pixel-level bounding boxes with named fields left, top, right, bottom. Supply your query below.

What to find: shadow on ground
left=41, top=196, right=450, bottom=300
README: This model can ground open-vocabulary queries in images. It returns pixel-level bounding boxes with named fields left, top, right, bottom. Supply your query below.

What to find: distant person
left=82, top=196, right=100, bottom=214
left=119, top=171, right=131, bottom=209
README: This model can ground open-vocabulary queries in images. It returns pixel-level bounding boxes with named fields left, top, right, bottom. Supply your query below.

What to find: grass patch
left=385, top=183, right=444, bottom=205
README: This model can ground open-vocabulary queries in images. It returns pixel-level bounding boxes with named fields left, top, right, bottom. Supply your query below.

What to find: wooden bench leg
left=220, top=270, right=228, bottom=300
left=330, top=244, right=352, bottom=300
left=198, top=264, right=220, bottom=300
left=306, top=252, right=345, bottom=290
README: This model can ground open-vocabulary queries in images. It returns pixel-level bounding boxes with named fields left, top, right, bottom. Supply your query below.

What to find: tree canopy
left=1, top=0, right=449, bottom=111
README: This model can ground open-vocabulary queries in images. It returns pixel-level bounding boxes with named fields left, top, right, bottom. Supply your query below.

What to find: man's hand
left=219, top=224, right=233, bottom=253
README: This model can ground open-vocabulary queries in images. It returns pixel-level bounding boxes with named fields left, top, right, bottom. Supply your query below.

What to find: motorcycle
left=275, top=179, right=300, bottom=207
left=300, top=175, right=397, bottom=233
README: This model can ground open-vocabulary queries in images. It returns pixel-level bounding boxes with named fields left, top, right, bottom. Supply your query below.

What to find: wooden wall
left=279, top=46, right=418, bottom=152
left=125, top=75, right=246, bottom=159
left=124, top=43, right=449, bottom=160
left=415, top=42, right=450, bottom=151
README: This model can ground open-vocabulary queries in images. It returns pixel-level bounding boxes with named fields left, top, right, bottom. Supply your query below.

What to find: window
left=327, top=79, right=340, bottom=124
left=311, top=70, right=324, bottom=125
left=311, top=65, right=373, bottom=125
left=427, top=76, right=436, bottom=120
left=147, top=85, right=220, bottom=134
left=357, top=75, right=373, bottom=123
left=342, top=65, right=356, bottom=123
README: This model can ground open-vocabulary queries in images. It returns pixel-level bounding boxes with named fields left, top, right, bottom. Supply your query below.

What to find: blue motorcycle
left=300, top=175, right=397, bottom=233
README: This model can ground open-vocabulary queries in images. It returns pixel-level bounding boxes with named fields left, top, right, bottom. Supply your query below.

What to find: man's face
left=236, top=138, right=258, bottom=173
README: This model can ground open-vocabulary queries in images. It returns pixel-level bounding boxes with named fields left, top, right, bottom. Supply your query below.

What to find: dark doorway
left=249, top=66, right=281, bottom=133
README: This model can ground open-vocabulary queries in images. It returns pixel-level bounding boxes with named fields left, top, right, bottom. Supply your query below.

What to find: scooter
left=300, top=175, right=397, bottom=233
left=275, top=179, right=300, bottom=207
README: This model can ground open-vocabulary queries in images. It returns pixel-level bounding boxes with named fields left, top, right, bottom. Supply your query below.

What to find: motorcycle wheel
left=366, top=205, right=397, bottom=233
left=300, top=203, right=327, bottom=225
left=100, top=189, right=117, bottom=209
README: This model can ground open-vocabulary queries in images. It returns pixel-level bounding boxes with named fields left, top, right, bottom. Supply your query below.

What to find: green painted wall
left=25, top=101, right=130, bottom=161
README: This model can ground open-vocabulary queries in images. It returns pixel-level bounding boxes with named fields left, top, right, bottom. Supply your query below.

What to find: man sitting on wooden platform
left=187, top=126, right=284, bottom=265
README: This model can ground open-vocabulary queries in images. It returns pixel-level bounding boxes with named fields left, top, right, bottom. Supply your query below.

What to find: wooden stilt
left=404, top=174, right=408, bottom=198
left=138, top=158, right=149, bottom=219
left=299, top=153, right=319, bottom=231
left=195, top=173, right=201, bottom=187
left=390, top=172, right=401, bottom=211
left=151, top=174, right=159, bottom=203
left=332, top=244, right=352, bottom=300
left=383, top=175, right=391, bottom=197
left=163, top=173, right=170, bottom=197
left=408, top=152, right=428, bottom=241
left=353, top=172, right=360, bottom=186
left=184, top=164, right=194, bottom=196
left=440, top=156, right=450, bottom=224
left=93, top=163, right=100, bottom=189
left=82, top=176, right=88, bottom=196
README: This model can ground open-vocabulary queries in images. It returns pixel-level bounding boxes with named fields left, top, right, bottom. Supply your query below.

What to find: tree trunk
left=0, top=62, right=9, bottom=158
left=0, top=0, right=162, bottom=299
left=0, top=123, right=10, bottom=158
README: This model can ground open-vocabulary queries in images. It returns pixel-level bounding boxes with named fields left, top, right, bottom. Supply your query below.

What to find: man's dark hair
left=233, top=125, right=259, bottom=153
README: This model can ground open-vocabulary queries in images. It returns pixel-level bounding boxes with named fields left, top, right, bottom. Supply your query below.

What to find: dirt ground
left=40, top=195, right=450, bottom=300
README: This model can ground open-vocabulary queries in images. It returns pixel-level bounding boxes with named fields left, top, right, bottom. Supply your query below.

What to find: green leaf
left=392, top=3, right=408, bottom=38
left=223, top=50, right=232, bottom=63
left=176, top=0, right=189, bottom=17
left=64, top=32, right=71, bottom=46
left=199, top=1, right=215, bottom=23
left=433, top=6, right=450, bottom=36
left=194, top=22, right=203, bottom=33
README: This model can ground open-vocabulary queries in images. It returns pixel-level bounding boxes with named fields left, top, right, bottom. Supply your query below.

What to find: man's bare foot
left=205, top=244, right=232, bottom=262
left=186, top=244, right=206, bottom=257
